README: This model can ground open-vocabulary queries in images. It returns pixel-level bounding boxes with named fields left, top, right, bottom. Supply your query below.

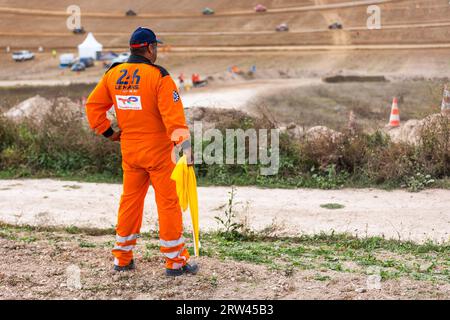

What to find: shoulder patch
left=105, top=62, right=123, bottom=74
left=173, top=90, right=180, bottom=102
left=153, top=64, right=170, bottom=77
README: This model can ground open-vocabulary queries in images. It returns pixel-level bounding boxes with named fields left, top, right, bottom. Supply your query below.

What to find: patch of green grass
left=65, top=226, right=81, bottom=234
left=79, top=241, right=96, bottom=248
left=1, top=222, right=449, bottom=284
left=435, top=178, right=450, bottom=189
left=0, top=229, right=17, bottom=241
left=62, top=185, right=82, bottom=190
left=314, top=274, right=331, bottom=281
left=320, top=203, right=345, bottom=210
left=102, top=240, right=115, bottom=248
left=202, top=232, right=450, bottom=284
left=19, top=236, right=37, bottom=243
left=0, top=170, right=122, bottom=184
left=209, top=275, right=218, bottom=288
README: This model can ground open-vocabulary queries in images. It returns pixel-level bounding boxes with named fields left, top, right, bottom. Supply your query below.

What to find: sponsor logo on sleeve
left=173, top=90, right=180, bottom=102
left=116, top=95, right=142, bottom=110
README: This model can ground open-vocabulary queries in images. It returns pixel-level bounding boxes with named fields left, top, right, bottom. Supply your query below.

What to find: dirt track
left=0, top=0, right=399, bottom=19
left=181, top=78, right=321, bottom=109
left=5, top=19, right=450, bottom=37
left=1, top=179, right=449, bottom=243
left=2, top=0, right=448, bottom=49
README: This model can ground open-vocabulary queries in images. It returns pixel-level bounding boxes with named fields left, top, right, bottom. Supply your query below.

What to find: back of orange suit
left=86, top=54, right=191, bottom=270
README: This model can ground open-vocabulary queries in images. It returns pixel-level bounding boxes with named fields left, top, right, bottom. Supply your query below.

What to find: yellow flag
left=170, top=155, right=200, bottom=256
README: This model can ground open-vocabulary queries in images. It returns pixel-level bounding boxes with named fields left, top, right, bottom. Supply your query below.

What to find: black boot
left=165, top=262, right=199, bottom=277
left=113, top=259, right=136, bottom=272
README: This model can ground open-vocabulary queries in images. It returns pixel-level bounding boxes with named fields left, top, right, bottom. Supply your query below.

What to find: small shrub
left=320, top=203, right=345, bottom=210
left=403, top=173, right=435, bottom=192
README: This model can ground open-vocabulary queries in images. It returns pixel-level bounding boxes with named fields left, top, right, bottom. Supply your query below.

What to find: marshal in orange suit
left=85, top=27, right=198, bottom=277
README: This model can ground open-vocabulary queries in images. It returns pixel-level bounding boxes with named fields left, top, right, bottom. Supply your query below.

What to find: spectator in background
left=178, top=73, right=185, bottom=90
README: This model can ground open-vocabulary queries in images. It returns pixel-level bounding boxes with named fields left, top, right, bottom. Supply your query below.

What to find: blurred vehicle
left=71, top=62, right=86, bottom=72
left=192, top=73, right=208, bottom=88
left=254, top=4, right=267, bottom=12
left=99, top=51, right=119, bottom=61
left=126, top=9, right=137, bottom=16
left=202, top=7, right=215, bottom=15
left=275, top=23, right=289, bottom=32
left=73, top=27, right=86, bottom=34
left=111, top=52, right=131, bottom=64
left=59, top=53, right=75, bottom=67
left=328, top=22, right=343, bottom=30
left=12, top=50, right=34, bottom=61
left=79, top=57, right=94, bottom=67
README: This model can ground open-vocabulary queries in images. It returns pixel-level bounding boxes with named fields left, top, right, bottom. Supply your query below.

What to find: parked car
left=111, top=52, right=130, bottom=64
left=126, top=9, right=137, bottom=16
left=254, top=4, right=267, bottom=12
left=328, top=22, right=343, bottom=30
left=79, top=57, right=94, bottom=67
left=71, top=62, right=86, bottom=72
left=59, top=53, right=75, bottom=67
left=202, top=7, right=215, bottom=15
left=72, top=27, right=86, bottom=34
left=99, top=51, right=119, bottom=61
left=12, top=50, right=34, bottom=62
left=275, top=23, right=289, bottom=32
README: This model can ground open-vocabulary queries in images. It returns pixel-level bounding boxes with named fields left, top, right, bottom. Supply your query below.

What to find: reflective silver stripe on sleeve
left=116, top=233, right=139, bottom=243
left=160, top=237, right=185, bottom=248
left=113, top=245, right=135, bottom=252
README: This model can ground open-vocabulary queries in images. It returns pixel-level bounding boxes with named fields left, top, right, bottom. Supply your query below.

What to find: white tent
left=78, top=32, right=103, bottom=60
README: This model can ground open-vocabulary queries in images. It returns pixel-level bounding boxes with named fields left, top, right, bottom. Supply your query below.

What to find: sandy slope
left=0, top=179, right=449, bottom=243
left=0, top=0, right=399, bottom=18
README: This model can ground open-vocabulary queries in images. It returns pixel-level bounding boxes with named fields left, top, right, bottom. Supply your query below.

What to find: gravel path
left=0, top=179, right=449, bottom=243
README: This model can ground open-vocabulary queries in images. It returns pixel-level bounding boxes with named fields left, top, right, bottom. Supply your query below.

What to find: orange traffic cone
left=388, top=97, right=400, bottom=127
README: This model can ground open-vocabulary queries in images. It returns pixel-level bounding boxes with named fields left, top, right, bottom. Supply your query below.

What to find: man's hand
left=108, top=130, right=121, bottom=142
left=184, top=147, right=194, bottom=166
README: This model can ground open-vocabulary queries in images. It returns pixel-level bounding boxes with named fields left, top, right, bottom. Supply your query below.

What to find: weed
left=320, top=203, right=345, bottom=210
left=79, top=241, right=96, bottom=248
left=65, top=226, right=81, bottom=234
left=314, top=274, right=331, bottom=281
left=209, top=275, right=218, bottom=288
left=19, top=236, right=37, bottom=243
left=403, top=173, right=435, bottom=192
left=214, top=186, right=246, bottom=240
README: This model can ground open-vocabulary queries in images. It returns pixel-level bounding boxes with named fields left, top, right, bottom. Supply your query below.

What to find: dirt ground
left=0, top=227, right=448, bottom=300
left=1, top=0, right=449, bottom=48
left=3, top=48, right=450, bottom=83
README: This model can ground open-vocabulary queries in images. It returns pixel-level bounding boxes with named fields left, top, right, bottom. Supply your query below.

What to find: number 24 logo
left=117, top=69, right=140, bottom=85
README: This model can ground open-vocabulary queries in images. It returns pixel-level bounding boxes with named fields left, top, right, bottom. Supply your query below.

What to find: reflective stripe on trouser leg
left=160, top=236, right=185, bottom=248
left=113, top=244, right=135, bottom=252
left=163, top=247, right=189, bottom=270
left=160, top=238, right=188, bottom=269
left=112, top=241, right=137, bottom=267
left=113, top=166, right=150, bottom=267
left=149, top=159, right=190, bottom=270
left=116, top=233, right=140, bottom=243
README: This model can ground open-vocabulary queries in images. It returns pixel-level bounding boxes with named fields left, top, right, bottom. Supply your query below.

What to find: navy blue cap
left=129, top=27, right=163, bottom=48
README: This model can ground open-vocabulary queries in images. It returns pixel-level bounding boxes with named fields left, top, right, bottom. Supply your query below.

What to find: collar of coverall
left=127, top=54, right=154, bottom=65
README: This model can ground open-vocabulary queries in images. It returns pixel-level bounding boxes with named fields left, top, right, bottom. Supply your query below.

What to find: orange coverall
left=86, top=55, right=190, bottom=270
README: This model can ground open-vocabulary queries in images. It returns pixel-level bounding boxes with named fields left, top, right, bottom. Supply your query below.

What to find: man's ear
left=148, top=45, right=157, bottom=58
